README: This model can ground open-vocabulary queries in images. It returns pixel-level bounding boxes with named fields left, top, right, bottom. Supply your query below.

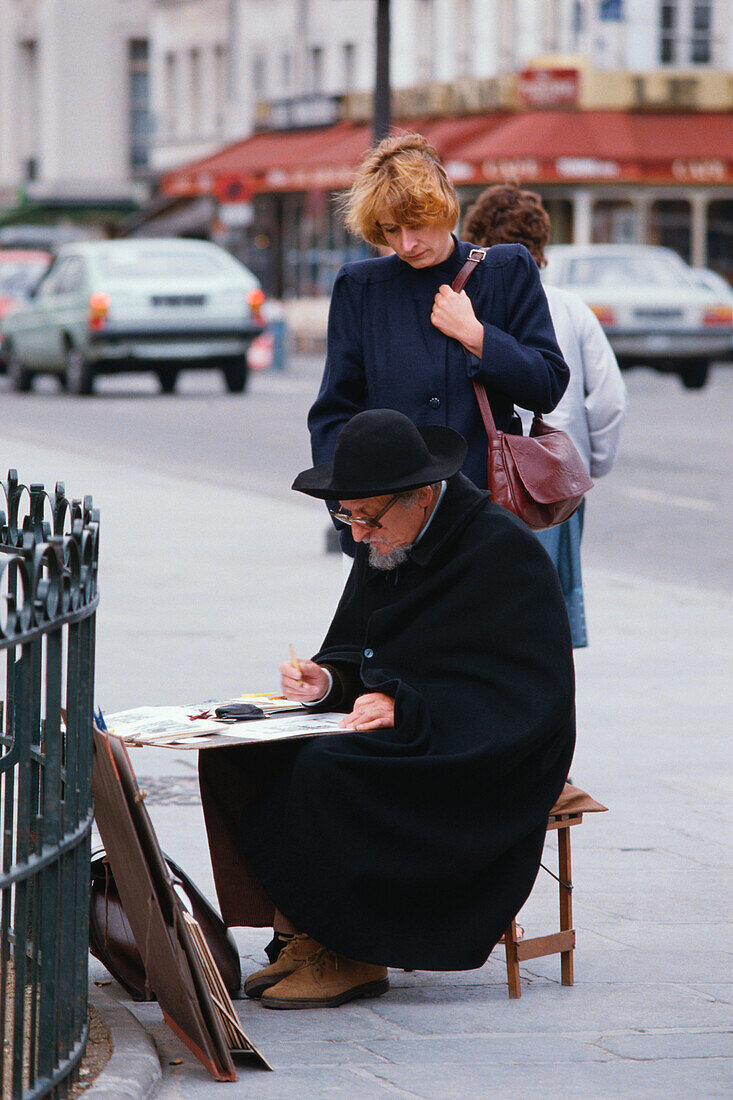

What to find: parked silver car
left=543, top=244, right=733, bottom=389
left=2, top=238, right=265, bottom=394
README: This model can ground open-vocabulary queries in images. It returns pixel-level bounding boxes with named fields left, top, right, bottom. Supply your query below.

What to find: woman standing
left=308, top=133, right=569, bottom=537
left=462, top=185, right=628, bottom=647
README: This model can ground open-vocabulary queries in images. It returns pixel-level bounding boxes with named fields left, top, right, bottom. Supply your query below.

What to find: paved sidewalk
left=5, top=436, right=731, bottom=1099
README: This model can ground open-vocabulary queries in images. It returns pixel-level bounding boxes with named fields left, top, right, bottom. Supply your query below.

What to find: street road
left=2, top=357, right=731, bottom=595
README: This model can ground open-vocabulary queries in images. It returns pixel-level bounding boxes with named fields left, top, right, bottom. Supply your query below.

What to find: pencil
left=289, top=645, right=302, bottom=681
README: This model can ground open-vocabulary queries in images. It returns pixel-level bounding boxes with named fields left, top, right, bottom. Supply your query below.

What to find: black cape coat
left=204, top=475, right=575, bottom=971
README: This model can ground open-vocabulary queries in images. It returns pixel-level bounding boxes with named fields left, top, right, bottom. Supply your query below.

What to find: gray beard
left=368, top=544, right=409, bottom=571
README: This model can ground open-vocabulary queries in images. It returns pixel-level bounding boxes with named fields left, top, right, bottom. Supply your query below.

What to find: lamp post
left=373, top=0, right=391, bottom=144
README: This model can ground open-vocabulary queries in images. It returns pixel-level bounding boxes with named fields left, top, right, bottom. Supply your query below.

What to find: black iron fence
left=0, top=471, right=99, bottom=1099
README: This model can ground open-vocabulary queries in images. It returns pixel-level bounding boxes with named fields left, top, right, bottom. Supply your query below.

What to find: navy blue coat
left=308, top=239, right=569, bottom=493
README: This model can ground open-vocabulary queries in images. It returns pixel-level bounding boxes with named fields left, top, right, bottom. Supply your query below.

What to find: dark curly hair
left=462, top=185, right=551, bottom=267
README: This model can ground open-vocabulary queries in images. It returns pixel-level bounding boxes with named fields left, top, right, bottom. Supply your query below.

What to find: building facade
left=0, top=0, right=153, bottom=229
left=149, top=0, right=235, bottom=171
left=151, top=1, right=733, bottom=296
left=150, top=0, right=733, bottom=168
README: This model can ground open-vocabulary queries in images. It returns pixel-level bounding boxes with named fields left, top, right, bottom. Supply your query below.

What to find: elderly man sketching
left=198, top=409, right=575, bottom=1010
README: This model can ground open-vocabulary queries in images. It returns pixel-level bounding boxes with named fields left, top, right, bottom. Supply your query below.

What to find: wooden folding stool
left=503, top=783, right=607, bottom=998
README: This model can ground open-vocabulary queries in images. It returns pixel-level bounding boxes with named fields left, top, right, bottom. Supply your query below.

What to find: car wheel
left=65, top=346, right=95, bottom=395
left=680, top=359, right=709, bottom=390
left=157, top=366, right=179, bottom=394
left=7, top=348, right=34, bottom=393
left=222, top=358, right=249, bottom=394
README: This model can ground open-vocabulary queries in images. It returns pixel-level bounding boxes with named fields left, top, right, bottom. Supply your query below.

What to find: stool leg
left=504, top=919, right=521, bottom=998
left=558, top=825, right=574, bottom=986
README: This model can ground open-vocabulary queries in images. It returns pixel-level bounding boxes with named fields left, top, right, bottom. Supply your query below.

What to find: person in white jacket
left=463, top=185, right=627, bottom=646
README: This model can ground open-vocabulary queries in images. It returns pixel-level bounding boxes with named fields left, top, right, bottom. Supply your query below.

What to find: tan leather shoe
left=244, top=933, right=324, bottom=1000
left=260, top=948, right=389, bottom=1009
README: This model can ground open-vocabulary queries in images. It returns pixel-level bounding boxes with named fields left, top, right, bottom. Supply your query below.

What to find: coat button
left=364, top=648, right=374, bottom=658
left=428, top=396, right=441, bottom=408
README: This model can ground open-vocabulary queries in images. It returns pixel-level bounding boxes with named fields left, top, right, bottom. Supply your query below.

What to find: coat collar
left=356, top=474, right=489, bottom=584
left=395, top=236, right=473, bottom=284
left=407, top=474, right=491, bottom=568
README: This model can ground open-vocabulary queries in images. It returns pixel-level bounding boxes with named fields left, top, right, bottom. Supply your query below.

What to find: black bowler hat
left=292, top=409, right=467, bottom=500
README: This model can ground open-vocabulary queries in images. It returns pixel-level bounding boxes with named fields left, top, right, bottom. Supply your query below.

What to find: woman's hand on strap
left=279, top=659, right=329, bottom=703
left=431, top=285, right=484, bottom=357
left=340, top=692, right=395, bottom=731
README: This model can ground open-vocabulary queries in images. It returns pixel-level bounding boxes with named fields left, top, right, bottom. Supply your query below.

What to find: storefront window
left=592, top=200, right=635, bottom=244
left=276, top=192, right=369, bottom=298
left=649, top=199, right=691, bottom=262
left=707, top=200, right=733, bottom=282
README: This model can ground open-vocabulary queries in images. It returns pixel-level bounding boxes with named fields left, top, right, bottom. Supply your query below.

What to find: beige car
left=3, top=237, right=265, bottom=394
left=543, top=244, right=733, bottom=389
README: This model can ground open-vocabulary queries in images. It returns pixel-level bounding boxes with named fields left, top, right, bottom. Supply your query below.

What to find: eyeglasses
left=330, top=495, right=400, bottom=530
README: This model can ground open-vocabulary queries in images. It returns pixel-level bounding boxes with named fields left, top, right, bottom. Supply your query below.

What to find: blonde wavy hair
left=343, top=133, right=460, bottom=246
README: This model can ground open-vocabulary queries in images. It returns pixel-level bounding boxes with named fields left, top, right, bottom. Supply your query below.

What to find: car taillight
left=702, top=305, right=733, bottom=327
left=87, top=293, right=110, bottom=331
left=247, top=287, right=265, bottom=323
left=588, top=304, right=616, bottom=328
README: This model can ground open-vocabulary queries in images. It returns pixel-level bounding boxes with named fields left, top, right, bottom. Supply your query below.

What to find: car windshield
left=0, top=259, right=50, bottom=297
left=563, top=253, right=696, bottom=289
left=96, top=250, right=228, bottom=279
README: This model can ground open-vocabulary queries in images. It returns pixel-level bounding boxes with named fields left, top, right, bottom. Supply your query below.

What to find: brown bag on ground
left=89, top=848, right=242, bottom=1001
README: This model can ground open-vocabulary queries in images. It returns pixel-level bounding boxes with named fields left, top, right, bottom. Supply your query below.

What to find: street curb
left=86, top=985, right=162, bottom=1100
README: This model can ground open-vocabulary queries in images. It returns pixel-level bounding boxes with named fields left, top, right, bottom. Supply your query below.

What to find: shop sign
left=556, top=157, right=621, bottom=179
left=445, top=160, right=475, bottom=183
left=214, top=175, right=253, bottom=204
left=259, top=95, right=340, bottom=131
left=481, top=158, right=540, bottom=181
left=264, top=165, right=355, bottom=191
left=518, top=69, right=579, bottom=109
left=671, top=158, right=728, bottom=182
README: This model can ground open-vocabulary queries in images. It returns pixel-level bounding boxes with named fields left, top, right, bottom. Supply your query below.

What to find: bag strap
left=451, top=247, right=487, bottom=294
left=471, top=377, right=500, bottom=442
left=452, top=245, right=545, bottom=432
left=450, top=248, right=502, bottom=442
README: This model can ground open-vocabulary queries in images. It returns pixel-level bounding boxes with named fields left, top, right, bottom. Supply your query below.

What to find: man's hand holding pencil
left=279, top=650, right=330, bottom=704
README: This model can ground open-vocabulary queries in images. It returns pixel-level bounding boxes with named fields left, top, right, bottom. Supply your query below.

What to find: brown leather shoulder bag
left=453, top=248, right=593, bottom=530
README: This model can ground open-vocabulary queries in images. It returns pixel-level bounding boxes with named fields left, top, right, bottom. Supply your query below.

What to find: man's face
left=376, top=210, right=454, bottom=269
left=339, top=491, right=430, bottom=570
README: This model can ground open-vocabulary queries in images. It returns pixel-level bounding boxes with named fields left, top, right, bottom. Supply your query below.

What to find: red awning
left=161, top=121, right=367, bottom=199
left=161, top=114, right=510, bottom=198
left=161, top=110, right=733, bottom=199
left=450, top=110, right=733, bottom=184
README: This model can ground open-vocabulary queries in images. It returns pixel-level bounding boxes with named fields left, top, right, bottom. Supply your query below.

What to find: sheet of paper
left=219, top=712, right=349, bottom=740
left=104, top=706, right=227, bottom=743
left=165, top=712, right=351, bottom=748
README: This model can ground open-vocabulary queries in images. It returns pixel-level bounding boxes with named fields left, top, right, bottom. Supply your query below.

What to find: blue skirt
left=534, top=501, right=587, bottom=649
